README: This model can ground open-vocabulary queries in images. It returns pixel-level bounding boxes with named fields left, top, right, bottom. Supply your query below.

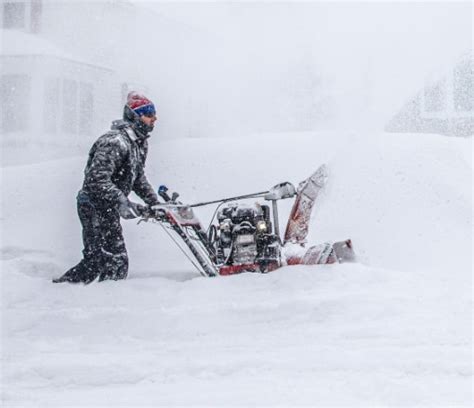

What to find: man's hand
left=148, top=199, right=161, bottom=208
left=118, top=197, right=145, bottom=219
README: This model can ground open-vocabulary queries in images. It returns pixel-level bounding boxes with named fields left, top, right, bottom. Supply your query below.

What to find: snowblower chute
left=139, top=164, right=355, bottom=277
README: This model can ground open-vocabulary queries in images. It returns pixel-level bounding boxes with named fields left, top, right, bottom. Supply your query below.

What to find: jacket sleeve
left=132, top=141, right=159, bottom=205
left=83, top=135, right=128, bottom=205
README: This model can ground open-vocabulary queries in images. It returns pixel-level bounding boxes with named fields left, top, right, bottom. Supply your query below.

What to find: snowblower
left=139, top=164, right=355, bottom=277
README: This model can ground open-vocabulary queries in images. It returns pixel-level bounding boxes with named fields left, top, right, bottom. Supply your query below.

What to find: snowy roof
left=0, top=29, right=112, bottom=71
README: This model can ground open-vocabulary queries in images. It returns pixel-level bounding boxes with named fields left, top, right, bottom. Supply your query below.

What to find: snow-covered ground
left=0, top=131, right=472, bottom=406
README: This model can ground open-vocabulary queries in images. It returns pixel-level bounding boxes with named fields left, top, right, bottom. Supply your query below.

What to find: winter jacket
left=81, top=120, right=159, bottom=208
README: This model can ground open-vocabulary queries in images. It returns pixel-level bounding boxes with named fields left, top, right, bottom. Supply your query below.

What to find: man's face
left=140, top=114, right=157, bottom=128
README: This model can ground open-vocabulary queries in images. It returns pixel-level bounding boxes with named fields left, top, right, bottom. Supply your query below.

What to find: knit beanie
left=126, top=91, right=156, bottom=117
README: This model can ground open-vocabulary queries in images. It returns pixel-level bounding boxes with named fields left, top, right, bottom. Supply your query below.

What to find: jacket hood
left=111, top=119, right=129, bottom=130
left=111, top=119, right=150, bottom=141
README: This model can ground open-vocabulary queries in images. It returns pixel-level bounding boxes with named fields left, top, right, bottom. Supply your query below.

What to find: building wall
left=0, top=0, right=138, bottom=152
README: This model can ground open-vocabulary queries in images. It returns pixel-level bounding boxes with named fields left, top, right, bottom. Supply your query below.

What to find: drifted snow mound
left=0, top=132, right=472, bottom=406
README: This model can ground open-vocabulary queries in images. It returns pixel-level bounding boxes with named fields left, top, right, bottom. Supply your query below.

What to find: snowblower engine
left=212, top=202, right=281, bottom=273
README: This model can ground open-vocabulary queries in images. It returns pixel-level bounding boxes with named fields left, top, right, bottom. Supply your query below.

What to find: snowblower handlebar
left=155, top=181, right=296, bottom=209
left=189, top=181, right=296, bottom=208
left=190, top=191, right=269, bottom=208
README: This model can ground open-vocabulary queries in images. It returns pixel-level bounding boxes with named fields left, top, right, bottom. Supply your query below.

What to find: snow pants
left=55, top=191, right=128, bottom=283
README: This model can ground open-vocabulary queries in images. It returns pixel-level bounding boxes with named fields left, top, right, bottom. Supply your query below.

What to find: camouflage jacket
left=81, top=120, right=158, bottom=208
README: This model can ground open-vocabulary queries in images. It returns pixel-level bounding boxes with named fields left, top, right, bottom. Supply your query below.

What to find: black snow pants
left=54, top=191, right=128, bottom=283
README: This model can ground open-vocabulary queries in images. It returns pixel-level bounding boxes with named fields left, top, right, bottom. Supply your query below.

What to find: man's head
left=123, top=92, right=157, bottom=135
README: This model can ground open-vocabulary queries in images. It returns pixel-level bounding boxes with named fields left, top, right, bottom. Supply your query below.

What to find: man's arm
left=133, top=142, right=159, bottom=206
left=133, top=172, right=159, bottom=206
left=83, top=135, right=128, bottom=205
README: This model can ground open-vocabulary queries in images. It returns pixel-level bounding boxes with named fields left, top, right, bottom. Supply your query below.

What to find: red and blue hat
left=126, top=92, right=156, bottom=117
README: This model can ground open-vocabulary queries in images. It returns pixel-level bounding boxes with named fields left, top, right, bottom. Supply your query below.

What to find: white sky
left=134, top=0, right=471, bottom=127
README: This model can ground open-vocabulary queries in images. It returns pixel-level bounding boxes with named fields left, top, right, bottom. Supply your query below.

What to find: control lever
left=158, top=185, right=171, bottom=202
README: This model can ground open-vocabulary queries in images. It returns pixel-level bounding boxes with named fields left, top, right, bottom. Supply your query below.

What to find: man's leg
left=98, top=208, right=129, bottom=281
left=53, top=194, right=104, bottom=283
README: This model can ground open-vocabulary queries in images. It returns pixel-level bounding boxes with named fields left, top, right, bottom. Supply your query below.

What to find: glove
left=118, top=196, right=145, bottom=219
left=147, top=199, right=161, bottom=208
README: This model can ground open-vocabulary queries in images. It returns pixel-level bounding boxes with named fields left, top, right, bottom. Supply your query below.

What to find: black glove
left=147, top=199, right=161, bottom=208
left=118, top=196, right=145, bottom=219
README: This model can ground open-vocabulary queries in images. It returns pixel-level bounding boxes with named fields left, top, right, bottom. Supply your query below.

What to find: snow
left=0, top=130, right=472, bottom=406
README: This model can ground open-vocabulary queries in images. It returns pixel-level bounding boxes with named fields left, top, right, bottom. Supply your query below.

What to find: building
left=386, top=52, right=473, bottom=137
left=0, top=0, right=127, bottom=151
left=0, top=0, right=216, bottom=159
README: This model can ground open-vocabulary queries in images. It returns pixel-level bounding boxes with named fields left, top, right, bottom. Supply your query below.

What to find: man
left=53, top=92, right=159, bottom=284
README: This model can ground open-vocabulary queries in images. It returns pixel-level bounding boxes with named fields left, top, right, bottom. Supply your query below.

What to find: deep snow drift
left=0, top=131, right=472, bottom=406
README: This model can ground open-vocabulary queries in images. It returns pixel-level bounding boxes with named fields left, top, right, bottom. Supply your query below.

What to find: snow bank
left=0, top=131, right=472, bottom=406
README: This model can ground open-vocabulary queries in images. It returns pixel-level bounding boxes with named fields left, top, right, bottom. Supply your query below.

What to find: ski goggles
left=134, top=103, right=156, bottom=118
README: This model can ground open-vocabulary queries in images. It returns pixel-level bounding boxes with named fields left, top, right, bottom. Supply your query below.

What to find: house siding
left=386, top=54, right=473, bottom=137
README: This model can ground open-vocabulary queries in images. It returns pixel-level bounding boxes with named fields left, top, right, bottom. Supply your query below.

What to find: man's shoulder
left=110, top=119, right=142, bottom=143
left=110, top=119, right=131, bottom=131
left=94, top=128, right=131, bottom=153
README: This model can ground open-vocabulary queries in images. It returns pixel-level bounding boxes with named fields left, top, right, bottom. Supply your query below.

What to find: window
left=0, top=74, right=31, bottom=132
left=453, top=58, right=473, bottom=112
left=79, top=82, right=93, bottom=134
left=2, top=1, right=42, bottom=33
left=3, top=2, right=26, bottom=29
left=44, top=78, right=94, bottom=135
left=43, top=77, right=60, bottom=133
left=424, top=79, right=447, bottom=113
left=62, top=79, right=78, bottom=134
